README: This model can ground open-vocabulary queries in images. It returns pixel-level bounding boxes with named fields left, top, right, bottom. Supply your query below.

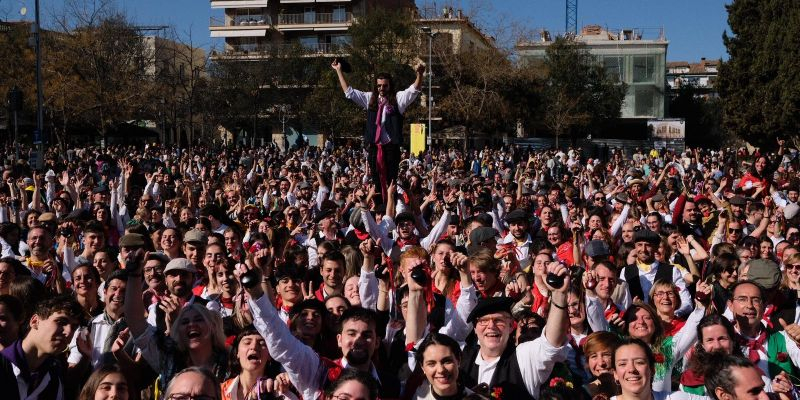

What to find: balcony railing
left=210, top=15, right=272, bottom=27
left=277, top=12, right=352, bottom=25
left=217, top=42, right=348, bottom=57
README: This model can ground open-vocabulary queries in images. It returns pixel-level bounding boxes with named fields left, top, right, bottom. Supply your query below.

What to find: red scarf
left=479, top=279, right=505, bottom=299
left=395, top=236, right=419, bottom=250
left=530, top=281, right=549, bottom=316
left=353, top=228, right=370, bottom=241
left=740, top=329, right=768, bottom=365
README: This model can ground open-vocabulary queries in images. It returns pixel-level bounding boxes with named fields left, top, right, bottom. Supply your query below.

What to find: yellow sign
left=410, top=123, right=426, bottom=155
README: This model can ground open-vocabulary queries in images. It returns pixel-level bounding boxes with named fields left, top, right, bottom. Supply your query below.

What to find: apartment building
left=516, top=25, right=669, bottom=120
left=666, top=58, right=719, bottom=98
left=210, top=0, right=414, bottom=59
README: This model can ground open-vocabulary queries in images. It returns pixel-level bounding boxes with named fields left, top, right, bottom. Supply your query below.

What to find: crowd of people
left=0, top=139, right=799, bottom=400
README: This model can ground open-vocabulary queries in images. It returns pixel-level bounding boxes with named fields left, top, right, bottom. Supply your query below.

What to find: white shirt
left=344, top=85, right=421, bottom=144
left=67, top=312, right=119, bottom=367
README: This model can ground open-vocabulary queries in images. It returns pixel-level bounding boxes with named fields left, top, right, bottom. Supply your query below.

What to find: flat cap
left=289, top=298, right=327, bottom=319
left=784, top=203, right=800, bottom=220
left=119, top=233, right=145, bottom=248
left=184, top=229, right=208, bottom=245
left=395, top=212, right=416, bottom=226
left=504, top=209, right=528, bottom=224
left=729, top=195, right=747, bottom=206
left=164, top=258, right=197, bottom=274
left=38, top=212, right=57, bottom=223
left=747, top=259, right=781, bottom=290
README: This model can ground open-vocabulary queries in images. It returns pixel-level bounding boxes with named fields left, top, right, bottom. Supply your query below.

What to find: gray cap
left=146, top=252, right=170, bottom=265
left=298, top=181, right=311, bottom=189
left=119, top=233, right=145, bottom=248
left=184, top=229, right=208, bottom=245
left=349, top=207, right=365, bottom=231
left=747, top=259, right=781, bottom=290
left=585, top=240, right=610, bottom=258
left=164, top=258, right=197, bottom=274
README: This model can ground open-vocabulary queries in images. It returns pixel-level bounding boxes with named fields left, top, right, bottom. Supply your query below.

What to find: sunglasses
left=785, top=264, right=800, bottom=271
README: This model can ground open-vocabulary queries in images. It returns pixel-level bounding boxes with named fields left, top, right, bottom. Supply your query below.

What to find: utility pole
left=34, top=0, right=44, bottom=147
left=421, top=26, right=434, bottom=149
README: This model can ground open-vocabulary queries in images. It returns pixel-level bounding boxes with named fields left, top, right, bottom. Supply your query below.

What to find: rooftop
left=517, top=25, right=667, bottom=47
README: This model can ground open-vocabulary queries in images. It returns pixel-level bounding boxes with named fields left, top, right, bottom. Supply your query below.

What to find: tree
left=538, top=37, right=626, bottom=147
left=668, top=86, right=724, bottom=147
left=718, top=0, right=800, bottom=148
left=301, top=8, right=419, bottom=139
left=434, top=46, right=514, bottom=146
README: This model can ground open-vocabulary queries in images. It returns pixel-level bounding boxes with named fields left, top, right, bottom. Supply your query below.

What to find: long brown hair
left=78, top=364, right=128, bottom=400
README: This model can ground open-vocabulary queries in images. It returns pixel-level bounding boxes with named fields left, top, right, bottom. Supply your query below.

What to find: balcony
left=277, top=12, right=352, bottom=30
left=210, top=15, right=272, bottom=38
left=210, top=0, right=269, bottom=9
left=211, top=42, right=348, bottom=60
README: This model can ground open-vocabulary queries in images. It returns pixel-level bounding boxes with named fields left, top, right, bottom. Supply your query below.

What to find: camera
left=59, top=227, right=74, bottom=237
left=240, top=269, right=260, bottom=289
left=410, top=265, right=430, bottom=286
left=545, top=272, right=565, bottom=289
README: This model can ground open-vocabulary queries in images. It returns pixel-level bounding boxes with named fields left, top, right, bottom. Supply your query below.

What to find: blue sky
left=6, top=0, right=731, bottom=62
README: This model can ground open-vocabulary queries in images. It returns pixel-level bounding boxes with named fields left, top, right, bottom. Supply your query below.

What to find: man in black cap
left=620, top=229, right=691, bottom=316
left=498, top=209, right=533, bottom=271
left=406, top=260, right=571, bottom=400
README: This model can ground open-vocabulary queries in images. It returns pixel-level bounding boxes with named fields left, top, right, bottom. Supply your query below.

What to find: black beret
left=467, top=297, right=514, bottom=324
left=504, top=209, right=528, bottom=224
left=633, top=229, right=661, bottom=245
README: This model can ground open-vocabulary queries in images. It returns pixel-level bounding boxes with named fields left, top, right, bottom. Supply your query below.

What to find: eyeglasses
left=594, top=197, right=606, bottom=202
left=727, top=228, right=743, bottom=233
left=785, top=264, right=800, bottom=271
left=167, top=395, right=216, bottom=400
left=733, top=296, right=763, bottom=306
left=476, top=316, right=510, bottom=328
left=653, top=291, right=676, bottom=298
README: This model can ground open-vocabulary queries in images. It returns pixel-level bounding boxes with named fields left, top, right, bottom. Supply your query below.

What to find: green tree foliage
left=718, top=0, right=800, bottom=148
left=300, top=9, right=419, bottom=138
left=539, top=37, right=626, bottom=146
left=668, top=86, right=724, bottom=147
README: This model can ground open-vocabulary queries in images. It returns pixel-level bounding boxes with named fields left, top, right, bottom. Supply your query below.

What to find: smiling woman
left=413, top=333, right=469, bottom=399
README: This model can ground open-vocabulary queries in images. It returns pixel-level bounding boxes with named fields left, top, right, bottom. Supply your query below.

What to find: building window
left=304, top=7, right=315, bottom=24
left=603, top=56, right=623, bottom=82
left=299, top=36, right=318, bottom=50
left=332, top=6, right=346, bottom=23
left=633, top=55, right=655, bottom=83
left=634, top=85, right=656, bottom=117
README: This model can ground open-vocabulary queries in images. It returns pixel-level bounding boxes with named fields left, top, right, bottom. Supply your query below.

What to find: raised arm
left=331, top=59, right=349, bottom=94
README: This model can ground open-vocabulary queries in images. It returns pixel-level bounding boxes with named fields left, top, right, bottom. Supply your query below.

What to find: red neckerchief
left=530, top=281, right=549, bottom=316
left=680, top=367, right=706, bottom=387
left=603, top=302, right=621, bottom=320
left=479, top=279, right=505, bottom=299
left=220, top=296, right=234, bottom=310
left=740, top=329, right=768, bottom=366
left=664, top=318, right=687, bottom=337
left=395, top=236, right=419, bottom=249
left=315, top=283, right=327, bottom=301
left=762, top=304, right=775, bottom=329
left=353, top=228, right=370, bottom=241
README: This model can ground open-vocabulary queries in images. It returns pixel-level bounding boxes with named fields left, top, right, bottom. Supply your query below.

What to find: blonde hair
left=170, top=304, right=226, bottom=354
left=781, top=253, right=800, bottom=289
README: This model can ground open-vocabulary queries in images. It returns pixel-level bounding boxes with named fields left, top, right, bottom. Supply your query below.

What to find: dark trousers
left=368, top=143, right=400, bottom=187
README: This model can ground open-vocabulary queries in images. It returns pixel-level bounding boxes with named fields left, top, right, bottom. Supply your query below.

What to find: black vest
left=365, top=105, right=403, bottom=145
left=460, top=343, right=535, bottom=400
left=624, top=262, right=673, bottom=301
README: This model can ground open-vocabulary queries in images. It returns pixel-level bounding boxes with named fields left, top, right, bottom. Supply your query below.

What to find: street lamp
left=33, top=0, right=43, bottom=146
left=421, top=26, right=434, bottom=148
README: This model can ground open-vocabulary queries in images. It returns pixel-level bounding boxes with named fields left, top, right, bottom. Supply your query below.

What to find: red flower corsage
left=491, top=387, right=503, bottom=399
left=548, top=377, right=574, bottom=389
left=777, top=352, right=789, bottom=362
left=653, top=353, right=666, bottom=363
left=405, top=342, right=415, bottom=352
